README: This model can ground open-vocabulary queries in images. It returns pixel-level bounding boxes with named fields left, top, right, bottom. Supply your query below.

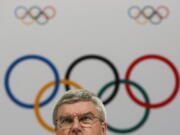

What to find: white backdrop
left=0, top=0, right=180, bottom=135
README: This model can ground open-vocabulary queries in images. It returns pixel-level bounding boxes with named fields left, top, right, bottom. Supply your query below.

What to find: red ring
left=156, top=5, right=170, bottom=19
left=125, top=54, right=180, bottom=108
left=43, top=6, right=56, bottom=19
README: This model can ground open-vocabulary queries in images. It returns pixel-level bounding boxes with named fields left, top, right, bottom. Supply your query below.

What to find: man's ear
left=101, top=122, right=107, bottom=135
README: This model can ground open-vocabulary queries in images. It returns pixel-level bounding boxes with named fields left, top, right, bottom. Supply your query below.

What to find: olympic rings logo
left=14, top=6, right=56, bottom=25
left=128, top=5, right=170, bottom=25
left=3, top=54, right=180, bottom=134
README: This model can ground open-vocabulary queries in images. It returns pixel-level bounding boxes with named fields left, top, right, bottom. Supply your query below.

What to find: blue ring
left=14, top=6, right=27, bottom=19
left=128, top=6, right=141, bottom=19
left=4, top=55, right=60, bottom=109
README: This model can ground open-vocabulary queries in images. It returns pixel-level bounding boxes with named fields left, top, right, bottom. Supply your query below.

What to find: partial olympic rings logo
left=128, top=5, right=170, bottom=25
left=4, top=54, right=180, bottom=134
left=14, top=6, right=56, bottom=25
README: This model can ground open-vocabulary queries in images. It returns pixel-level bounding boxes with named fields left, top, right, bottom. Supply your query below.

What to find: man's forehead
left=57, top=101, right=98, bottom=116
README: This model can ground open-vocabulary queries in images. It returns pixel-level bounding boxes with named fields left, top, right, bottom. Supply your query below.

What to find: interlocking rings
left=34, top=79, right=83, bottom=133
left=98, top=80, right=150, bottom=133
left=4, top=55, right=60, bottom=108
left=125, top=54, right=179, bottom=108
left=64, top=55, right=120, bottom=105
left=128, top=5, right=170, bottom=25
left=14, top=6, right=56, bottom=25
left=3, top=54, right=180, bottom=134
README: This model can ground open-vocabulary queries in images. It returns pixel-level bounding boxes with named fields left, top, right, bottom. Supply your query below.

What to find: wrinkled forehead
left=57, top=101, right=98, bottom=116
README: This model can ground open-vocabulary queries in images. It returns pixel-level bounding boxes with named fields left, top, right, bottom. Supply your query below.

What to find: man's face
left=55, top=101, right=107, bottom=135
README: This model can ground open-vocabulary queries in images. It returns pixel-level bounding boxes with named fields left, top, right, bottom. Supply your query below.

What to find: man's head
left=53, top=89, right=107, bottom=135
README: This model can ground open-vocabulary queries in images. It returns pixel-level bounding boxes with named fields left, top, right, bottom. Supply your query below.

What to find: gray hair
left=52, top=89, right=106, bottom=127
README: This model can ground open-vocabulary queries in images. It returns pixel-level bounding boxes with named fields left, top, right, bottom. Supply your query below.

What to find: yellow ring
left=135, top=18, right=148, bottom=25
left=20, top=18, right=35, bottom=26
left=34, top=79, right=83, bottom=133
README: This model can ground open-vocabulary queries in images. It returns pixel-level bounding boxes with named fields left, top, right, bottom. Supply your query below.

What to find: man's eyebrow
left=58, top=112, right=94, bottom=119
left=81, top=112, right=94, bottom=116
left=58, top=115, right=71, bottom=120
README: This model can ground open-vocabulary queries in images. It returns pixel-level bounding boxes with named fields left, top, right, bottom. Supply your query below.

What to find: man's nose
left=71, top=117, right=82, bottom=133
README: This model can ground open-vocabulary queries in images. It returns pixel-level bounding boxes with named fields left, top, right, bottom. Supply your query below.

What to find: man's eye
left=61, top=118, right=73, bottom=124
left=80, top=116, right=93, bottom=122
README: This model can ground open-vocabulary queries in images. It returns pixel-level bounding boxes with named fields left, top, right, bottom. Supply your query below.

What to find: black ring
left=64, top=54, right=120, bottom=105
left=28, top=6, right=42, bottom=20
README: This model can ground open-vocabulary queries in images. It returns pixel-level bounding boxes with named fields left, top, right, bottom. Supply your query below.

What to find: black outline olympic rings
left=14, top=5, right=56, bottom=25
left=4, top=55, right=60, bottom=109
left=3, top=54, right=180, bottom=134
left=64, top=55, right=120, bottom=105
left=98, top=80, right=150, bottom=133
left=128, top=5, right=170, bottom=25
left=125, top=54, right=180, bottom=108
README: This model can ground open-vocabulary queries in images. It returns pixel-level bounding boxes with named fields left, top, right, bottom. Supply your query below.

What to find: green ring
left=98, top=80, right=150, bottom=133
